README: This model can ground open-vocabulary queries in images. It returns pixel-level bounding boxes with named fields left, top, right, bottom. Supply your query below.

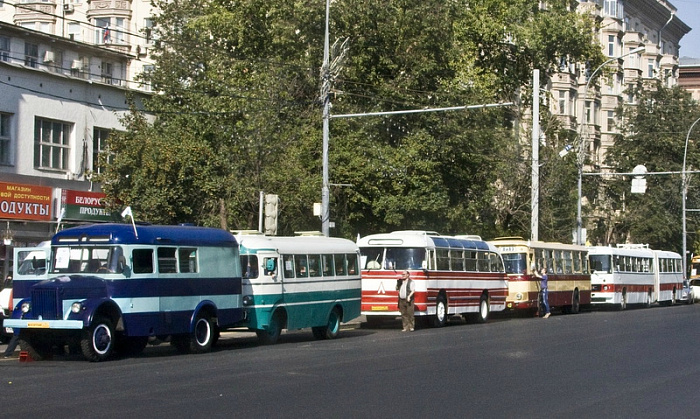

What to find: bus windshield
left=360, top=247, right=426, bottom=270
left=501, top=253, right=527, bottom=274
left=589, top=255, right=612, bottom=273
left=51, top=246, right=126, bottom=274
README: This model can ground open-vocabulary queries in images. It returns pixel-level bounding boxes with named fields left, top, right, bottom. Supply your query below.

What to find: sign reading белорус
left=0, top=182, right=52, bottom=221
left=61, top=189, right=111, bottom=222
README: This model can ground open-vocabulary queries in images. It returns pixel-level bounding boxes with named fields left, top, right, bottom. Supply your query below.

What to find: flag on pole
left=121, top=206, right=133, bottom=219
left=121, top=206, right=138, bottom=239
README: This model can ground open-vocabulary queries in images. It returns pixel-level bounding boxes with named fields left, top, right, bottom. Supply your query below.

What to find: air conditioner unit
left=43, top=50, right=55, bottom=63
left=63, top=4, right=74, bottom=13
left=71, top=59, right=83, bottom=70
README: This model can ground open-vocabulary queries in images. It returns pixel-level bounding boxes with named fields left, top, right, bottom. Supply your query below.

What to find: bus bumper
left=3, top=319, right=84, bottom=330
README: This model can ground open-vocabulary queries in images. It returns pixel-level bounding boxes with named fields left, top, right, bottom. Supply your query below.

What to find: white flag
left=121, top=206, right=133, bottom=219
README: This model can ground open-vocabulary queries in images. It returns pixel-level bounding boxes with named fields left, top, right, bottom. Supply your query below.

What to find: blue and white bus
left=6, top=224, right=243, bottom=361
left=236, top=232, right=361, bottom=344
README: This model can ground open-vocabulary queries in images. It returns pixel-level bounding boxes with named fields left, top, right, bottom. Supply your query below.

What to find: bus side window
left=334, top=254, right=346, bottom=276
left=308, top=255, right=321, bottom=277
left=179, top=248, right=198, bottom=273
left=321, top=254, right=334, bottom=277
left=242, top=255, right=259, bottom=278
left=347, top=253, right=358, bottom=275
left=283, top=254, right=295, bottom=278
left=295, top=255, right=309, bottom=277
left=132, top=249, right=154, bottom=274
left=158, top=247, right=178, bottom=273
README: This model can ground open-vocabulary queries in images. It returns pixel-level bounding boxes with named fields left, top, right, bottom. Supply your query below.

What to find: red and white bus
left=489, top=238, right=591, bottom=315
left=589, top=244, right=683, bottom=309
left=358, top=231, right=508, bottom=327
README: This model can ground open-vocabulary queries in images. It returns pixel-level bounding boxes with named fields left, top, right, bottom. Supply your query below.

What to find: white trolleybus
left=236, top=232, right=361, bottom=344
left=588, top=244, right=683, bottom=309
left=358, top=231, right=508, bottom=327
left=489, top=238, right=591, bottom=315
left=6, top=224, right=244, bottom=361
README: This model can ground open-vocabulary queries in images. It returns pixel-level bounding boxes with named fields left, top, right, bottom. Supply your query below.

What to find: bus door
left=243, top=251, right=281, bottom=330
left=12, top=246, right=50, bottom=303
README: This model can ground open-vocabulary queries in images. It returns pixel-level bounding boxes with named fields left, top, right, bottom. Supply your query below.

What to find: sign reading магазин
left=0, top=182, right=53, bottom=221
left=60, top=189, right=111, bottom=222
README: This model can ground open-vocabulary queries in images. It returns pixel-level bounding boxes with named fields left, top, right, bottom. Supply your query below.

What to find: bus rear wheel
left=476, top=294, right=490, bottom=323
left=619, top=291, right=627, bottom=311
left=568, top=289, right=580, bottom=314
left=313, top=307, right=342, bottom=340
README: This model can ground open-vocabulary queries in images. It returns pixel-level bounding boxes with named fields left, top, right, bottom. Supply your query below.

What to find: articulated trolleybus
left=588, top=244, right=683, bottom=309
left=358, top=231, right=508, bottom=326
left=6, top=224, right=244, bottom=361
left=236, top=232, right=361, bottom=344
left=489, top=238, right=591, bottom=314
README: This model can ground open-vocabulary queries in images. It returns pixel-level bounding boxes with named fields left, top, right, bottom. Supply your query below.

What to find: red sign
left=0, top=182, right=53, bottom=221
left=61, top=189, right=111, bottom=221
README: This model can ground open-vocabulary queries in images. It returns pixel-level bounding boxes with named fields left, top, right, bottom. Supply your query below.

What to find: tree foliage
left=603, top=80, right=700, bottom=252
left=97, top=0, right=600, bottom=239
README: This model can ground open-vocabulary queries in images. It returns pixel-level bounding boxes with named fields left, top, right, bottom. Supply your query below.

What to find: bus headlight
left=242, top=295, right=253, bottom=306
left=515, top=293, right=523, bottom=300
left=71, top=302, right=84, bottom=313
left=21, top=302, right=31, bottom=313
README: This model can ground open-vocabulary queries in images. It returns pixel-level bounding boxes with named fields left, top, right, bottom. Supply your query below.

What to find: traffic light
left=264, top=194, right=279, bottom=235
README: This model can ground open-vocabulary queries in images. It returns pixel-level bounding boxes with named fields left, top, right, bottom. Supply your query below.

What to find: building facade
left=679, top=57, right=700, bottom=102
left=548, top=0, right=689, bottom=243
left=0, top=0, right=155, bottom=279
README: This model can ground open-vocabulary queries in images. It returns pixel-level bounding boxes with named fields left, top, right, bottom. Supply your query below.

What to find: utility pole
left=531, top=69, right=540, bottom=242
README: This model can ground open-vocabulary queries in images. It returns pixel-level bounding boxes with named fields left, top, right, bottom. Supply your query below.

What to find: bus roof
left=357, top=231, right=491, bottom=251
left=237, top=234, right=359, bottom=254
left=489, top=238, right=587, bottom=252
left=52, top=223, right=238, bottom=247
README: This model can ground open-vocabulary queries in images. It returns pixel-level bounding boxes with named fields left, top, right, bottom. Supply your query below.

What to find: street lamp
left=682, top=116, right=700, bottom=277
left=576, top=46, right=645, bottom=245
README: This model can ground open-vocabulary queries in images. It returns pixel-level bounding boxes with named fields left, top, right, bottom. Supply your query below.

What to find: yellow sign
left=371, top=306, right=389, bottom=311
left=27, top=322, right=50, bottom=328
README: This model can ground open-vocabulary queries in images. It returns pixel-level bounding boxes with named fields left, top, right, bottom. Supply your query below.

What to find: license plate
left=27, top=322, right=50, bottom=328
left=371, top=306, right=389, bottom=311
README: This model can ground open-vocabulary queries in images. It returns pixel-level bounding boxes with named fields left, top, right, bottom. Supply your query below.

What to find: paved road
left=1, top=305, right=700, bottom=418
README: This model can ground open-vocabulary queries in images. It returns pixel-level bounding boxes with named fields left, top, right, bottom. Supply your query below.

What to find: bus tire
left=256, top=310, right=283, bottom=345
left=671, top=288, right=677, bottom=305
left=18, top=330, right=53, bottom=361
left=190, top=312, right=214, bottom=353
left=312, top=307, right=342, bottom=340
left=570, top=289, right=580, bottom=314
left=433, top=294, right=447, bottom=327
left=645, top=291, right=652, bottom=308
left=81, top=316, right=115, bottom=362
left=476, top=293, right=489, bottom=323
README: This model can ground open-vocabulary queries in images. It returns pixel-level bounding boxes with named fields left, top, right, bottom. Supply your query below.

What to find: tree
left=603, top=80, right=700, bottom=252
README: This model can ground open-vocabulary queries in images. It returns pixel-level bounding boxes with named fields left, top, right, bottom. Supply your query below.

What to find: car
left=689, top=279, right=700, bottom=303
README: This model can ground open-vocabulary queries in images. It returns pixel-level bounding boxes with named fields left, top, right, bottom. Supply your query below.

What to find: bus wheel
left=313, top=307, right=342, bottom=340
left=645, top=291, right=652, bottom=308
left=190, top=312, right=214, bottom=353
left=672, top=289, right=677, bottom=305
left=570, top=289, right=580, bottom=314
left=476, top=294, right=490, bottom=323
left=256, top=310, right=283, bottom=345
left=81, top=316, right=115, bottom=362
left=433, top=294, right=447, bottom=327
left=19, top=330, right=53, bottom=361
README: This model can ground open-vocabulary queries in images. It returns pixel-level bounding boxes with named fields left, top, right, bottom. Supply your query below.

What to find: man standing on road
left=397, top=270, right=415, bottom=332
left=534, top=267, right=551, bottom=318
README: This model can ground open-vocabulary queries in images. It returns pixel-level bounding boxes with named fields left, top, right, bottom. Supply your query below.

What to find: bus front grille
left=32, top=288, right=60, bottom=320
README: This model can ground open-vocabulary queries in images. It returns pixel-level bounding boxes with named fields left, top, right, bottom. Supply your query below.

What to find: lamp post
left=682, top=117, right=700, bottom=277
left=576, top=46, right=645, bottom=245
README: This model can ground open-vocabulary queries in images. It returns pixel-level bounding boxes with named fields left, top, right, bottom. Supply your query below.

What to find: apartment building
left=0, top=0, right=156, bottom=278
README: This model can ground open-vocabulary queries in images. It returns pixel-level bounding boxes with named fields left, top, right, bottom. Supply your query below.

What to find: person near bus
left=534, top=267, right=551, bottom=318
left=396, top=270, right=416, bottom=331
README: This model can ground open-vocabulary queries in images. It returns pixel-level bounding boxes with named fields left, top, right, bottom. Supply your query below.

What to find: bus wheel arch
left=433, top=291, right=448, bottom=327
left=313, top=305, right=343, bottom=340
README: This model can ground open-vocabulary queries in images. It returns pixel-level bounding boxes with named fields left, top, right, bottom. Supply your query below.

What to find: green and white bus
left=236, top=232, right=361, bottom=344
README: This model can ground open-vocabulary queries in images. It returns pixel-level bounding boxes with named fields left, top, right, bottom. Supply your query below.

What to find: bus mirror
left=122, top=265, right=132, bottom=278
left=265, top=258, right=276, bottom=273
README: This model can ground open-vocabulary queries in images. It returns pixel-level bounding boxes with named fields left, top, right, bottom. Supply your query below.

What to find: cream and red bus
left=489, top=237, right=590, bottom=315
left=589, top=244, right=683, bottom=309
left=358, top=231, right=508, bottom=327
